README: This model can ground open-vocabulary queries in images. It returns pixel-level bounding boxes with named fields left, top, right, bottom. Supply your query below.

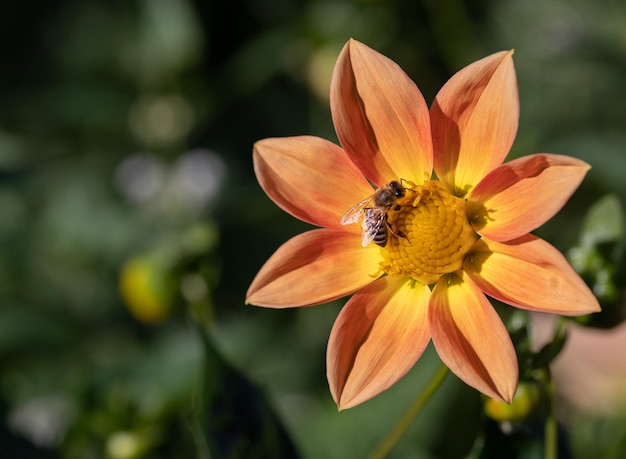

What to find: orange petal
left=432, top=51, right=518, bottom=196
left=465, top=235, right=600, bottom=315
left=253, top=136, right=373, bottom=228
left=429, top=272, right=518, bottom=402
left=327, top=276, right=431, bottom=409
left=246, top=228, right=381, bottom=308
left=467, top=154, right=590, bottom=241
left=330, top=39, right=433, bottom=187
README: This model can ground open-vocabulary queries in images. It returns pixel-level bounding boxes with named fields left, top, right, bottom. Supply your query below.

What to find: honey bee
left=340, top=180, right=409, bottom=247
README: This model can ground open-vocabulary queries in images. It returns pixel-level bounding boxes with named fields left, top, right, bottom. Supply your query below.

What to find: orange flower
left=246, top=39, right=600, bottom=410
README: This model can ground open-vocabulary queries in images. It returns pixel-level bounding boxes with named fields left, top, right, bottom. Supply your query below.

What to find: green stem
left=544, top=317, right=566, bottom=459
left=369, top=363, right=449, bottom=459
left=188, top=316, right=213, bottom=459
left=544, top=371, right=557, bottom=459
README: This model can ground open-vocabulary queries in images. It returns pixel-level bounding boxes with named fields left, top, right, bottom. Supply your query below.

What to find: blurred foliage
left=2, top=0, right=626, bottom=458
left=568, top=194, right=626, bottom=327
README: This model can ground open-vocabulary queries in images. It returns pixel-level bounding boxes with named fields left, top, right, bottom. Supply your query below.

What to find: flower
left=246, top=39, right=600, bottom=410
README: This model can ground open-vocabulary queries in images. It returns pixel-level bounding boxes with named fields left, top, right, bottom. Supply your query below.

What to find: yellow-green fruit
left=484, top=382, right=542, bottom=423
left=119, top=256, right=174, bottom=324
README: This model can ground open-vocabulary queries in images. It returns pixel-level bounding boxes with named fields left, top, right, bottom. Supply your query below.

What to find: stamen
left=380, top=181, right=477, bottom=285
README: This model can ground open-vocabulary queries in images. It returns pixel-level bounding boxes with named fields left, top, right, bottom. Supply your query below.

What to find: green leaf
left=580, top=194, right=625, bottom=249
left=195, top=325, right=300, bottom=459
left=532, top=326, right=568, bottom=369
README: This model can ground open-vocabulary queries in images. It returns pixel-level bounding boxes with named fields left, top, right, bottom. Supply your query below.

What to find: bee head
left=389, top=181, right=405, bottom=198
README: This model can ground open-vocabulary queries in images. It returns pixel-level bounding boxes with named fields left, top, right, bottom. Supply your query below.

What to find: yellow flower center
left=381, top=180, right=477, bottom=285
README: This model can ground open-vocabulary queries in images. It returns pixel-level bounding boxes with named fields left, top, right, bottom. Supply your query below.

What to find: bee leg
left=396, top=228, right=409, bottom=242
left=386, top=221, right=409, bottom=242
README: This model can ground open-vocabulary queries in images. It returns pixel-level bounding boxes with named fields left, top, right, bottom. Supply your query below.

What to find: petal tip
left=334, top=392, right=363, bottom=411
left=252, top=137, right=273, bottom=154
left=580, top=298, right=602, bottom=315
left=481, top=375, right=518, bottom=404
left=335, top=398, right=349, bottom=411
left=500, top=382, right=518, bottom=404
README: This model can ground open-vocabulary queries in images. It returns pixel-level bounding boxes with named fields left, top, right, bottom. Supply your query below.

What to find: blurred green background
left=2, top=0, right=626, bottom=458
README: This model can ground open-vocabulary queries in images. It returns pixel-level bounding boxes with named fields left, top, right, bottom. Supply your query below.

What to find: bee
left=340, top=180, right=409, bottom=247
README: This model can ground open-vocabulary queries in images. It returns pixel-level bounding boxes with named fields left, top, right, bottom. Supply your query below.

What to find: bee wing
left=340, top=195, right=375, bottom=225
left=361, top=208, right=386, bottom=247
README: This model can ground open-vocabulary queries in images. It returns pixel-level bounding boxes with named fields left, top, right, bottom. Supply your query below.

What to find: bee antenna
left=399, top=178, right=417, bottom=190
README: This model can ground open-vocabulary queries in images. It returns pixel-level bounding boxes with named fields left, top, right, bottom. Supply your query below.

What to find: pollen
left=381, top=180, right=477, bottom=285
